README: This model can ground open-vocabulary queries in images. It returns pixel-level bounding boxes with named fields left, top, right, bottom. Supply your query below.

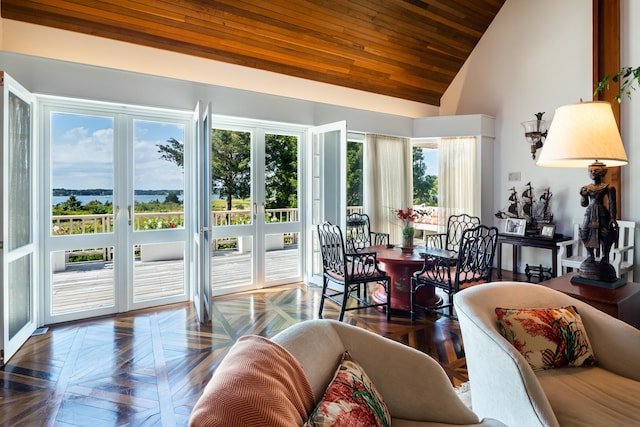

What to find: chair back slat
left=445, top=213, right=481, bottom=253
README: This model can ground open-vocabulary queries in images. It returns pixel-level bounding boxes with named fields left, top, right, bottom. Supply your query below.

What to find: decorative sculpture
left=577, top=161, right=619, bottom=282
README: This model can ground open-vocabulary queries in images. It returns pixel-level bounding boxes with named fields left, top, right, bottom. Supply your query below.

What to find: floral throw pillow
left=304, top=351, right=391, bottom=427
left=495, top=305, right=597, bottom=371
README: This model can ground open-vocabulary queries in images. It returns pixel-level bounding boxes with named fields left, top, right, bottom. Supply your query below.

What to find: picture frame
left=503, top=218, right=527, bottom=236
left=540, top=223, right=556, bottom=238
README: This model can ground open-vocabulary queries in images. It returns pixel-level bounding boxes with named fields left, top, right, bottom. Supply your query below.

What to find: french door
left=41, top=98, right=193, bottom=324
left=207, top=117, right=305, bottom=296
left=0, top=72, right=38, bottom=365
left=306, top=121, right=347, bottom=287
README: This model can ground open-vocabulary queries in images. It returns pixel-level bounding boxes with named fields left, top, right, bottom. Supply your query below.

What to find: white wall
left=442, top=0, right=639, bottom=276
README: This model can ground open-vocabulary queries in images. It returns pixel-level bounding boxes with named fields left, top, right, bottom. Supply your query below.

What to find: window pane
left=8, top=92, right=32, bottom=250
left=346, top=140, right=363, bottom=214
left=412, top=146, right=438, bottom=207
left=133, top=120, right=185, bottom=231
left=265, top=133, right=299, bottom=223
left=211, top=129, right=252, bottom=227
left=9, top=254, right=31, bottom=339
left=51, top=112, right=114, bottom=235
left=51, top=247, right=115, bottom=314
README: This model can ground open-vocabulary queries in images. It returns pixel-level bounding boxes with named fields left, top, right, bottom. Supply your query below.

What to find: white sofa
left=454, top=282, right=640, bottom=427
left=191, top=319, right=505, bottom=426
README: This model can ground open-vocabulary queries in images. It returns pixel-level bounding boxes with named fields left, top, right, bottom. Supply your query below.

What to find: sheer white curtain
left=438, top=136, right=479, bottom=232
left=363, top=134, right=412, bottom=243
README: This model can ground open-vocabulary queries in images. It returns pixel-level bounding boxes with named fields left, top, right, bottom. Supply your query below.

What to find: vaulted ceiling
left=1, top=0, right=505, bottom=106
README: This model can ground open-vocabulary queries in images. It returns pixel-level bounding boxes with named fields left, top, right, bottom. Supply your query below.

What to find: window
left=412, top=140, right=438, bottom=207
left=347, top=133, right=364, bottom=214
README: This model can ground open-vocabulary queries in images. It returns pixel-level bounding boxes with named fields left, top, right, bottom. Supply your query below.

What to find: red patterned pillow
left=304, top=351, right=391, bottom=427
left=495, top=305, right=597, bottom=371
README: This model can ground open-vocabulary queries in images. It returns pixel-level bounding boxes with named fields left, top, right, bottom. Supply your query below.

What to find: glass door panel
left=1, top=72, right=37, bottom=364
left=131, top=119, right=186, bottom=305
left=51, top=247, right=114, bottom=314
left=210, top=128, right=254, bottom=295
left=263, top=132, right=302, bottom=286
left=47, top=111, right=117, bottom=320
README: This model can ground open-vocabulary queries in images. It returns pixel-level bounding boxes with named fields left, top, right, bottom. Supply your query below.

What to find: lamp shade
left=537, top=101, right=628, bottom=168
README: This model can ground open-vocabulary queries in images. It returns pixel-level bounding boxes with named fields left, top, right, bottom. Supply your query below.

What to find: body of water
left=52, top=195, right=184, bottom=205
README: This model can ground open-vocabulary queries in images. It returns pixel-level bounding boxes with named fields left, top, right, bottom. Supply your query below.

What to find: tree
left=164, top=191, right=181, bottom=204
left=265, top=134, right=298, bottom=209
left=211, top=129, right=251, bottom=211
left=58, top=195, right=83, bottom=212
left=346, top=141, right=363, bottom=207
left=412, top=147, right=438, bottom=206
left=156, top=137, right=184, bottom=168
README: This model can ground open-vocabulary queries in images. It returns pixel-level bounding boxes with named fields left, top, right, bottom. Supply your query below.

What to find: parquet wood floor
left=1, top=272, right=525, bottom=426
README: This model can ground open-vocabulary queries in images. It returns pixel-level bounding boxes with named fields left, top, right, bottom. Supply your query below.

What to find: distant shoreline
left=52, top=188, right=183, bottom=197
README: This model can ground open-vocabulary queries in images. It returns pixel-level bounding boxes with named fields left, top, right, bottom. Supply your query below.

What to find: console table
left=540, top=273, right=640, bottom=329
left=497, top=233, right=571, bottom=278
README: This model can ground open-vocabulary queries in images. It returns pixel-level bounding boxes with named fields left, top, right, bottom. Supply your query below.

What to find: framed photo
left=504, top=218, right=526, bottom=236
left=540, top=224, right=556, bottom=238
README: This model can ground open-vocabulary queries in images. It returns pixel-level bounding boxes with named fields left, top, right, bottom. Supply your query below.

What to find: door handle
left=253, top=203, right=257, bottom=220
left=127, top=205, right=132, bottom=226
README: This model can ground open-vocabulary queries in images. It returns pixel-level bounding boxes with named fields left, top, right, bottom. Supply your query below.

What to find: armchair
left=273, top=320, right=506, bottom=426
left=557, top=220, right=635, bottom=281
left=454, top=282, right=640, bottom=427
left=317, top=222, right=391, bottom=321
left=425, top=213, right=480, bottom=253
left=345, top=212, right=389, bottom=252
left=190, top=319, right=507, bottom=426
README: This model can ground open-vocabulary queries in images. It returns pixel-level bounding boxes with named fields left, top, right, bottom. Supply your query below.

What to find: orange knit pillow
left=189, top=335, right=315, bottom=427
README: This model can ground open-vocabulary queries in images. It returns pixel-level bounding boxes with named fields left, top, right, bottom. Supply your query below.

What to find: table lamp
left=537, top=101, right=628, bottom=288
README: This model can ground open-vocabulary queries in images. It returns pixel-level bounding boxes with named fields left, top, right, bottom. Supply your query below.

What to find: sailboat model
left=495, top=187, right=519, bottom=219
left=521, top=182, right=534, bottom=219
left=536, top=187, right=553, bottom=223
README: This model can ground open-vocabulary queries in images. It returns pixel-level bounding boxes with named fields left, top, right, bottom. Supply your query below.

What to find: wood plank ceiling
left=1, top=0, right=505, bottom=106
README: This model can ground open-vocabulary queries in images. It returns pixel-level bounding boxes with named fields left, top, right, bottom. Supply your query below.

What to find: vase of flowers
left=395, top=208, right=417, bottom=252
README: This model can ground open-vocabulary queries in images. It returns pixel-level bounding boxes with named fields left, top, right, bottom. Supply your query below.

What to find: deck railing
left=52, top=206, right=364, bottom=260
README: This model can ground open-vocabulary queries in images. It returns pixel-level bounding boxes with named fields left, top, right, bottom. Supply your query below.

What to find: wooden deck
left=51, top=247, right=300, bottom=315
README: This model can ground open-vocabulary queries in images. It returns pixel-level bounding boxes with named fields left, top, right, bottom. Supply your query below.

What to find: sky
left=421, top=147, right=438, bottom=175
left=51, top=113, right=184, bottom=191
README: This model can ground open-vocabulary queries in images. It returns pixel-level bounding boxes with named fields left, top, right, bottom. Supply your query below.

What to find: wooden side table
left=496, top=233, right=571, bottom=279
left=540, top=273, right=640, bottom=329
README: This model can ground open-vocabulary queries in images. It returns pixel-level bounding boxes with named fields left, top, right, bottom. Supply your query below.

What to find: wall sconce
left=521, top=112, right=548, bottom=159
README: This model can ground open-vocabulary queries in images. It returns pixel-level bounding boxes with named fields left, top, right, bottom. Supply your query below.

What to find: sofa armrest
left=274, top=319, right=481, bottom=425
left=577, top=304, right=640, bottom=380
left=454, top=285, right=560, bottom=427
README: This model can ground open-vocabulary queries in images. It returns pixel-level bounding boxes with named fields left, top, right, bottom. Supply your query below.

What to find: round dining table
left=369, top=245, right=443, bottom=312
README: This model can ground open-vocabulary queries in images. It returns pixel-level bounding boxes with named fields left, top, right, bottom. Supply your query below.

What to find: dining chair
left=411, top=224, right=498, bottom=320
left=345, top=212, right=390, bottom=252
left=317, top=222, right=392, bottom=321
left=425, top=213, right=480, bottom=254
